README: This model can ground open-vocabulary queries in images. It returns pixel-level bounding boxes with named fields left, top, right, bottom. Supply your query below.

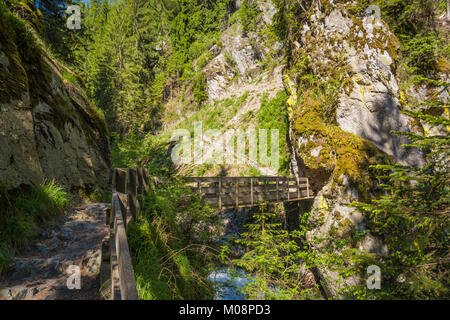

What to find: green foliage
left=273, top=0, right=448, bottom=79
left=225, top=205, right=320, bottom=300
left=111, top=131, right=172, bottom=176
left=224, top=50, right=238, bottom=72
left=352, top=0, right=438, bottom=38
left=348, top=111, right=449, bottom=299
left=192, top=71, right=208, bottom=106
left=3, top=0, right=44, bottom=34
left=402, top=31, right=447, bottom=77
left=239, top=0, right=261, bottom=35
left=113, top=117, right=222, bottom=300
left=0, top=243, right=12, bottom=274
left=127, top=178, right=219, bottom=299
left=271, top=0, right=312, bottom=44
left=0, top=181, right=70, bottom=273
left=0, top=0, right=44, bottom=103
left=55, top=0, right=234, bottom=136
left=257, top=91, right=290, bottom=175
left=88, top=188, right=111, bottom=203
left=176, top=91, right=250, bottom=131
left=352, top=0, right=449, bottom=78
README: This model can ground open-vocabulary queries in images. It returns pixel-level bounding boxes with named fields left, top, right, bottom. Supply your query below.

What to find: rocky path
left=0, top=203, right=109, bottom=300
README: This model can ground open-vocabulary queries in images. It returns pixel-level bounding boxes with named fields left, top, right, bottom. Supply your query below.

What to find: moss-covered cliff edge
left=280, top=2, right=439, bottom=297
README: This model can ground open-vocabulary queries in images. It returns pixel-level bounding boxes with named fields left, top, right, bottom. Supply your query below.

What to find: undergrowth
left=127, top=178, right=219, bottom=300
left=0, top=181, right=70, bottom=273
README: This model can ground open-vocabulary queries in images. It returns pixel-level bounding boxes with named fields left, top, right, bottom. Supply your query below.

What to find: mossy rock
left=338, top=218, right=354, bottom=237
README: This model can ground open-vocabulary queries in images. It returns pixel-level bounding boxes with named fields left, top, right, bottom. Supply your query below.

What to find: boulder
left=284, top=3, right=426, bottom=298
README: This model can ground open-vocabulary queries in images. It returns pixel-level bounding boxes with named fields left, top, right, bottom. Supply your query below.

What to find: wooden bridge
left=102, top=168, right=314, bottom=300
left=186, top=176, right=313, bottom=209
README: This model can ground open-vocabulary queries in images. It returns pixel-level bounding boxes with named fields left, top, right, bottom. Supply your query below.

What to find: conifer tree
left=351, top=110, right=449, bottom=299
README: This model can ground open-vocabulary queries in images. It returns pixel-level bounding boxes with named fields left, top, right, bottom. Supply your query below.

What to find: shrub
left=192, top=71, right=208, bottom=106
left=224, top=205, right=321, bottom=300
left=239, top=0, right=261, bottom=35
left=349, top=111, right=450, bottom=299
left=127, top=178, right=219, bottom=299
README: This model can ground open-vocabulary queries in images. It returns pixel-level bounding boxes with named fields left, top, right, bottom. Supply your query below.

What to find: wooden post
left=110, top=188, right=120, bottom=299
left=218, top=177, right=222, bottom=210
left=142, top=169, right=150, bottom=192
left=264, top=179, right=267, bottom=203
left=112, top=169, right=117, bottom=188
left=136, top=168, right=144, bottom=195
left=297, top=178, right=300, bottom=199
left=110, top=187, right=115, bottom=226
left=287, top=178, right=290, bottom=201
left=251, top=178, right=254, bottom=206
left=118, top=194, right=127, bottom=227
left=112, top=192, right=139, bottom=300
left=447, top=0, right=450, bottom=20
left=128, top=169, right=139, bottom=221
left=306, top=178, right=310, bottom=197
left=235, top=179, right=239, bottom=208
left=115, top=169, right=127, bottom=194
left=108, top=168, right=114, bottom=185
left=276, top=177, right=279, bottom=202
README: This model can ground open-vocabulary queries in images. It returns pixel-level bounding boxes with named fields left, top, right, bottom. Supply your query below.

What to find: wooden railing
left=102, top=168, right=151, bottom=300
left=186, top=176, right=313, bottom=209
left=101, top=170, right=313, bottom=299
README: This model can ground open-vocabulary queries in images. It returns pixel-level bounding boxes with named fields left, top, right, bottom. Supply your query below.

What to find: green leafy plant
left=228, top=205, right=320, bottom=300
left=240, top=0, right=262, bottom=35
left=127, top=178, right=219, bottom=300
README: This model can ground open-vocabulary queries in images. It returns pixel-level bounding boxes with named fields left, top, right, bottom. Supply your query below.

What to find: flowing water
left=207, top=268, right=250, bottom=300
left=207, top=208, right=254, bottom=300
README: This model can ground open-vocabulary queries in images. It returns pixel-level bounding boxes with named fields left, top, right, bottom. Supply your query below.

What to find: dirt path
left=0, top=203, right=109, bottom=300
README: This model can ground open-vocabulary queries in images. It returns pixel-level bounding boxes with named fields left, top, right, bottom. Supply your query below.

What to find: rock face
left=294, top=6, right=423, bottom=167
left=165, top=0, right=286, bottom=177
left=204, top=0, right=282, bottom=102
left=332, top=13, right=423, bottom=166
left=0, top=12, right=110, bottom=193
left=283, top=3, right=424, bottom=297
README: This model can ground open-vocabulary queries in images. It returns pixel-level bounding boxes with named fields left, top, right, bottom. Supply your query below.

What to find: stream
left=206, top=207, right=315, bottom=300
left=207, top=268, right=250, bottom=300
left=207, top=208, right=254, bottom=300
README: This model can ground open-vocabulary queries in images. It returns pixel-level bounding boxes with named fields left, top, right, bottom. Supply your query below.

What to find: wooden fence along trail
left=102, top=168, right=314, bottom=300
left=102, top=168, right=150, bottom=300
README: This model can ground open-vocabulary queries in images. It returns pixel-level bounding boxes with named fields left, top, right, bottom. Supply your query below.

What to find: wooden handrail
left=111, top=189, right=138, bottom=300
left=104, top=168, right=145, bottom=300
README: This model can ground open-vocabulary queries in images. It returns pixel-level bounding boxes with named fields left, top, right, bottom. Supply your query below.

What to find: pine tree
left=352, top=110, right=450, bottom=299
left=231, top=206, right=319, bottom=299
